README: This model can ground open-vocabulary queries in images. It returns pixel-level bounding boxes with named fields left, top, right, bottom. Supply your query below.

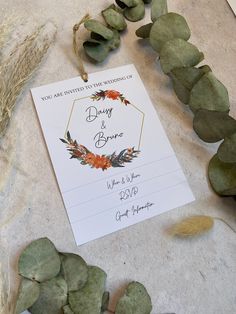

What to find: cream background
left=0, top=1, right=236, bottom=313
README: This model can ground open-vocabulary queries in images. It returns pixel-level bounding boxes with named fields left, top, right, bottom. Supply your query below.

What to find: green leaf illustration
left=18, top=238, right=61, bottom=282
left=115, top=281, right=152, bottom=314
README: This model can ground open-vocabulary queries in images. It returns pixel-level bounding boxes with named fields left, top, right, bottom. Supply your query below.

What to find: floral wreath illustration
left=60, top=90, right=140, bottom=171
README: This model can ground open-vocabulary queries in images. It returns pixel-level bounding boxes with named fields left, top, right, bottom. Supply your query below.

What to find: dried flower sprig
left=0, top=22, right=56, bottom=138
left=170, top=215, right=236, bottom=237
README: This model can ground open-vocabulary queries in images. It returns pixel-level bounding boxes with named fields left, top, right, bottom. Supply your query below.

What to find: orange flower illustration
left=60, top=132, right=140, bottom=171
left=84, top=153, right=112, bottom=170
left=105, top=90, right=121, bottom=100
left=91, top=90, right=130, bottom=105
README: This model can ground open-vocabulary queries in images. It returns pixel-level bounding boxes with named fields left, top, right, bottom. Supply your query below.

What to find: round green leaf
left=193, top=110, right=236, bottom=143
left=115, top=281, right=152, bottom=314
left=63, top=305, right=74, bottom=314
left=159, top=38, right=204, bottom=74
left=84, top=20, right=114, bottom=40
left=208, top=154, right=236, bottom=196
left=217, top=133, right=236, bottom=163
left=106, top=29, right=121, bottom=50
left=124, top=1, right=145, bottom=22
left=18, top=238, right=61, bottom=282
left=150, top=13, right=191, bottom=53
left=29, top=276, right=68, bottom=314
left=60, top=253, right=88, bottom=292
left=151, top=0, right=168, bottom=22
left=135, top=23, right=153, bottom=38
left=83, top=40, right=110, bottom=63
left=15, top=278, right=40, bottom=314
left=68, top=266, right=107, bottom=314
left=170, top=65, right=211, bottom=104
left=189, top=72, right=230, bottom=112
left=101, top=291, right=110, bottom=312
left=102, top=8, right=127, bottom=31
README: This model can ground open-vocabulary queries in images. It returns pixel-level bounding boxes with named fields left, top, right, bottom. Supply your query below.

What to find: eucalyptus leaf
left=69, top=266, right=107, bottom=314
left=135, top=23, right=153, bottom=38
left=63, top=305, right=74, bottom=314
left=15, top=278, right=40, bottom=314
left=150, top=13, right=190, bottom=53
left=105, top=4, right=123, bottom=13
left=60, top=253, right=88, bottom=292
left=18, top=238, right=61, bottom=282
left=189, top=72, right=230, bottom=112
left=115, top=281, right=152, bottom=314
left=83, top=40, right=110, bottom=63
left=160, top=38, right=204, bottom=74
left=102, top=8, right=127, bottom=31
left=115, top=0, right=127, bottom=9
left=106, top=29, right=121, bottom=50
left=208, top=154, right=236, bottom=196
left=29, top=276, right=68, bottom=314
left=124, top=0, right=145, bottom=22
left=170, top=65, right=211, bottom=104
left=101, top=291, right=110, bottom=312
left=193, top=110, right=236, bottom=143
left=116, top=0, right=138, bottom=8
left=84, top=20, right=114, bottom=40
left=217, top=133, right=236, bottom=163
left=151, top=0, right=168, bottom=22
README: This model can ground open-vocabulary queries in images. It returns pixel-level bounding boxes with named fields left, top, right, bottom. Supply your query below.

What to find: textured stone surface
left=0, top=1, right=236, bottom=313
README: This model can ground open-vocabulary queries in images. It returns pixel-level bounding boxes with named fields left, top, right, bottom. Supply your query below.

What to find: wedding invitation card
left=31, top=64, right=194, bottom=245
left=227, top=0, right=236, bottom=15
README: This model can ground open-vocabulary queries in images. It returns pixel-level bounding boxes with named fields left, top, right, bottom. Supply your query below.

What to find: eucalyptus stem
left=213, top=217, right=236, bottom=233
left=73, top=13, right=90, bottom=82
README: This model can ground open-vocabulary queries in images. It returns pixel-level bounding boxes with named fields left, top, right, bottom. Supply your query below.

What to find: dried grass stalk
left=0, top=22, right=57, bottom=138
left=170, top=215, right=214, bottom=237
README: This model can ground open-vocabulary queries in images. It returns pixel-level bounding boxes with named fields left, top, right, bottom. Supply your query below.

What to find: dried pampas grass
left=0, top=21, right=57, bottom=138
left=170, top=215, right=214, bottom=237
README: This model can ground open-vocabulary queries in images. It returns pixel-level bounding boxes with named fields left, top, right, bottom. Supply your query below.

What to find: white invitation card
left=227, top=0, right=236, bottom=15
left=31, top=64, right=194, bottom=245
